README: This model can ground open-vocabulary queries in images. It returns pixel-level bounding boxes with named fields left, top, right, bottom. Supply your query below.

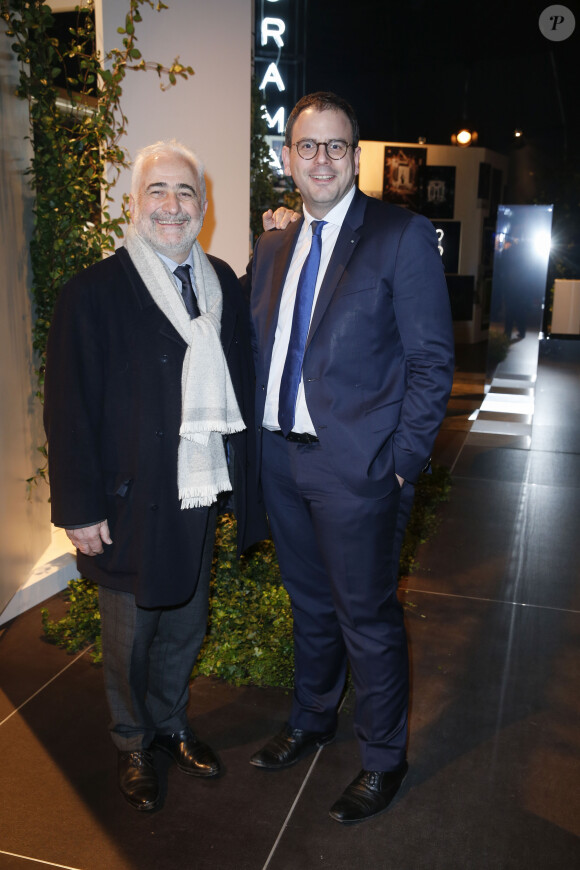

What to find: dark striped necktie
left=174, top=264, right=200, bottom=318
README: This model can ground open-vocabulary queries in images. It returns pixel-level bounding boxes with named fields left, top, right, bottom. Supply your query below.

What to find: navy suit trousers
left=261, top=430, right=413, bottom=771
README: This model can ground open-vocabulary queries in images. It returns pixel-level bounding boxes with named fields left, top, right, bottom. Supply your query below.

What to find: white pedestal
left=0, top=527, right=79, bottom=626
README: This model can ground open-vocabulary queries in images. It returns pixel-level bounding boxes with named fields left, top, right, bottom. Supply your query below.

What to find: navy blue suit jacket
left=249, top=189, right=455, bottom=499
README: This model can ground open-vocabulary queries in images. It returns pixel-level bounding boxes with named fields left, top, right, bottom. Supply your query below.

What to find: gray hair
left=131, top=139, right=206, bottom=202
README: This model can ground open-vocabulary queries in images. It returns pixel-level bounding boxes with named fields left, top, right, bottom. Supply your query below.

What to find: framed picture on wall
left=383, top=147, right=426, bottom=210
left=430, top=220, right=461, bottom=274
left=420, top=166, right=456, bottom=219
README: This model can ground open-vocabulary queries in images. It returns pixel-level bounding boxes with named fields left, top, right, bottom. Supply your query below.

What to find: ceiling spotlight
left=451, top=127, right=478, bottom=147
left=514, top=128, right=523, bottom=138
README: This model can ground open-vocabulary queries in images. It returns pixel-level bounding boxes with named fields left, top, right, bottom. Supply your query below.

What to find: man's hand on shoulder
left=262, top=207, right=301, bottom=232
left=66, top=520, right=112, bottom=556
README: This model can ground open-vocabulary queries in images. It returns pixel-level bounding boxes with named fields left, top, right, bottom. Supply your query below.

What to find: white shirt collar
left=302, top=184, right=356, bottom=230
left=156, top=250, right=194, bottom=273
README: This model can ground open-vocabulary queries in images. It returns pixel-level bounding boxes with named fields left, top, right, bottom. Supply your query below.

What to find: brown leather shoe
left=153, top=727, right=221, bottom=777
left=118, top=750, right=159, bottom=811
left=329, top=763, right=408, bottom=823
left=249, top=723, right=335, bottom=769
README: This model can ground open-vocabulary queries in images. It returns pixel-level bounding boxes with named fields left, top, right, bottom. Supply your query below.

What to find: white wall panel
left=98, top=0, right=253, bottom=274
left=0, top=20, right=51, bottom=614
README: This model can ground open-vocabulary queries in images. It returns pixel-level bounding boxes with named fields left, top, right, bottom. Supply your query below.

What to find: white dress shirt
left=263, top=185, right=356, bottom=435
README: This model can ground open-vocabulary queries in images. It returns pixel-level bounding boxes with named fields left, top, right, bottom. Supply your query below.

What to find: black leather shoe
left=329, top=763, right=408, bottom=824
left=249, top=723, right=335, bottom=769
left=152, top=727, right=221, bottom=777
left=118, top=750, right=159, bottom=812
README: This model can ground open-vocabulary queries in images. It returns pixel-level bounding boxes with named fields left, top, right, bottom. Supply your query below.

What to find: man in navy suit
left=248, top=93, right=455, bottom=823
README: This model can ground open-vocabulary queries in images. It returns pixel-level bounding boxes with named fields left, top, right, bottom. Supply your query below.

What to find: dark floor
left=1, top=339, right=579, bottom=870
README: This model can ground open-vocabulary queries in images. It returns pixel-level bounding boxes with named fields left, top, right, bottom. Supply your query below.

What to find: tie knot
left=174, top=264, right=190, bottom=282
left=173, top=263, right=200, bottom=318
left=310, top=220, right=326, bottom=237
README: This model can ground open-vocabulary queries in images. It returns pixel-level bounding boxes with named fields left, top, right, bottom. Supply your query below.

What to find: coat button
left=160, top=354, right=168, bottom=363
left=155, top=430, right=164, bottom=438
left=150, top=504, right=159, bottom=511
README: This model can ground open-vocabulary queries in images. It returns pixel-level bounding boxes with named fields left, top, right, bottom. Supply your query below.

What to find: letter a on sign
left=259, top=63, right=285, bottom=92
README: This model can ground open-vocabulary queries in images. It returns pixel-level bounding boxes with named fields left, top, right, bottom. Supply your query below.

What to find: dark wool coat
left=44, top=247, right=268, bottom=608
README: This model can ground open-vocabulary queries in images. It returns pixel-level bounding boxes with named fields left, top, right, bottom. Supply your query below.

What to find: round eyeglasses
left=292, top=139, right=353, bottom=160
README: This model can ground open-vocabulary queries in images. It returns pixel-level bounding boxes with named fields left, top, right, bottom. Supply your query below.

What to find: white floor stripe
left=402, top=586, right=580, bottom=614
left=260, top=748, right=323, bottom=870
left=0, top=646, right=93, bottom=728
left=448, top=427, right=471, bottom=476
left=0, top=851, right=85, bottom=869
left=261, top=695, right=348, bottom=870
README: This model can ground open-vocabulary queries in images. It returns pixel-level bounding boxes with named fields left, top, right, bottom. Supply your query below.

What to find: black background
left=304, top=0, right=579, bottom=162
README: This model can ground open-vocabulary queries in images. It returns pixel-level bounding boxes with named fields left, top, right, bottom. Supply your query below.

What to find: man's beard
left=134, top=209, right=202, bottom=259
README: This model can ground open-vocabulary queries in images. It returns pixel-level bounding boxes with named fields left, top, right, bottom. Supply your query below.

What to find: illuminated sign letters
left=255, top=0, right=306, bottom=167
left=257, top=1, right=287, bottom=152
left=259, top=63, right=286, bottom=93
left=262, top=105, right=285, bottom=135
left=261, top=17, right=286, bottom=48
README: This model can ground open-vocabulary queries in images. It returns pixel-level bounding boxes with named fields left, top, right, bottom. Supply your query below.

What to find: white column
left=97, top=0, right=253, bottom=274
left=0, top=20, right=53, bottom=617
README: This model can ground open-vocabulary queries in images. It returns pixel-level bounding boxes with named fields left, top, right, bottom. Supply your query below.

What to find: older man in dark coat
left=43, top=140, right=267, bottom=812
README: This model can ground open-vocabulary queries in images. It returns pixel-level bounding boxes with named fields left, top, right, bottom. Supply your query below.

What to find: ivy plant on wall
left=250, top=76, right=278, bottom=247
left=4, top=2, right=456, bottom=692
left=42, top=464, right=452, bottom=687
left=1, top=0, right=193, bottom=486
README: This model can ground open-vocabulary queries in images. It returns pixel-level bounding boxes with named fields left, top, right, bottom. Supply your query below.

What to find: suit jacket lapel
left=306, top=189, right=368, bottom=349
left=263, top=219, right=303, bottom=363
left=117, top=246, right=188, bottom=347
left=219, top=288, right=236, bottom=354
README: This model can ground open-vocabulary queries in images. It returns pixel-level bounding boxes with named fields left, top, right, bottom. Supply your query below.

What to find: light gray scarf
left=125, top=226, right=245, bottom=508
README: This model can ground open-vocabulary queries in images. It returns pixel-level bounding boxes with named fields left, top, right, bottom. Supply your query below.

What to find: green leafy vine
left=42, top=466, right=452, bottom=687
left=0, top=0, right=193, bottom=488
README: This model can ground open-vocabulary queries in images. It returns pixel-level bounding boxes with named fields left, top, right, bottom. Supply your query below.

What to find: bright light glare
left=456, top=129, right=472, bottom=145
left=533, top=231, right=551, bottom=259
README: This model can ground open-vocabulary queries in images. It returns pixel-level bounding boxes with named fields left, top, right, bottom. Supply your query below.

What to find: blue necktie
left=278, top=220, right=326, bottom=436
left=174, top=264, right=200, bottom=319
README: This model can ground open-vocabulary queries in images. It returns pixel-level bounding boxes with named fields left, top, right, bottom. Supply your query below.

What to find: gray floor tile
left=1, top=339, right=579, bottom=870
